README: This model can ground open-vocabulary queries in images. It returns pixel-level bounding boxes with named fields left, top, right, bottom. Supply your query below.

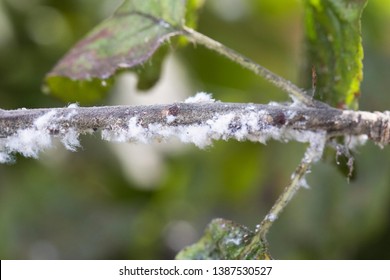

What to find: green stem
left=239, top=145, right=316, bottom=259
left=183, top=27, right=315, bottom=106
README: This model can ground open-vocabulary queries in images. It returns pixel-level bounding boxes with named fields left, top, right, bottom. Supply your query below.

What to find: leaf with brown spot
left=44, top=0, right=189, bottom=104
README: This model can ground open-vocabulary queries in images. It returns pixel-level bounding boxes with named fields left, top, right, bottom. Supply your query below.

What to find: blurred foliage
left=1, top=0, right=390, bottom=260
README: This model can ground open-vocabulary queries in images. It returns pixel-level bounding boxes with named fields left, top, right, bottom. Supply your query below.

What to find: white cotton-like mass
left=100, top=99, right=328, bottom=155
left=100, top=93, right=328, bottom=151
left=60, top=128, right=81, bottom=151
left=302, top=130, right=327, bottom=163
left=0, top=151, right=12, bottom=163
left=0, top=109, right=81, bottom=163
left=5, top=127, right=52, bottom=159
left=267, top=101, right=281, bottom=107
left=184, top=92, right=215, bottom=103
left=345, top=135, right=368, bottom=150
left=298, top=177, right=310, bottom=189
left=102, top=117, right=145, bottom=143
left=67, top=103, right=79, bottom=109
left=35, top=110, right=57, bottom=130
left=166, top=115, right=176, bottom=124
left=225, top=236, right=244, bottom=246
left=265, top=213, right=278, bottom=222
left=1, top=111, right=56, bottom=161
left=206, top=113, right=236, bottom=139
left=179, top=125, right=211, bottom=148
left=127, top=117, right=149, bottom=143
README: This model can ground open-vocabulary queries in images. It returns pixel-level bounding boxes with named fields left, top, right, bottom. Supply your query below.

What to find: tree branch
left=0, top=99, right=389, bottom=162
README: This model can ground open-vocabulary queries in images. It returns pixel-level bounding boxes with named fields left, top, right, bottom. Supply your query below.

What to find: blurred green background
left=1, top=0, right=390, bottom=259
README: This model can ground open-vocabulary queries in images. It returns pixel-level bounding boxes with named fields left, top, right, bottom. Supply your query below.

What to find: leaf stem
left=183, top=27, right=315, bottom=106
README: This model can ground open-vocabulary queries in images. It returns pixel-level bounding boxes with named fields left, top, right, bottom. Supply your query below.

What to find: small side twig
left=239, top=135, right=326, bottom=259
left=183, top=27, right=320, bottom=107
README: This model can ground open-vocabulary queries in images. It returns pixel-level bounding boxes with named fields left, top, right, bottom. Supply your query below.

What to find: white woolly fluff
left=298, top=177, right=310, bottom=189
left=60, top=128, right=81, bottom=151
left=179, top=125, right=211, bottom=148
left=265, top=213, right=278, bottom=222
left=166, top=115, right=176, bottom=124
left=4, top=126, right=52, bottom=159
left=345, top=135, right=368, bottom=150
left=0, top=152, right=11, bottom=163
left=35, top=110, right=57, bottom=130
left=67, top=103, right=79, bottom=109
left=184, top=92, right=215, bottom=103
left=206, top=113, right=236, bottom=140
left=1, top=111, right=56, bottom=161
left=0, top=109, right=81, bottom=163
left=225, top=236, right=244, bottom=246
left=101, top=103, right=328, bottom=153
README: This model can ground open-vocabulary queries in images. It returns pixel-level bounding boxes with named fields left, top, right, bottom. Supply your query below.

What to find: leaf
left=134, top=44, right=169, bottom=90
left=44, top=0, right=188, bottom=104
left=176, top=218, right=270, bottom=260
left=304, top=0, right=368, bottom=109
left=184, top=0, right=205, bottom=29
left=43, top=77, right=115, bottom=104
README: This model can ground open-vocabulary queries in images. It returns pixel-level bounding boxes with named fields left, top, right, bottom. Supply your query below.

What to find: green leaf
left=134, top=44, right=169, bottom=90
left=43, top=76, right=114, bottom=104
left=176, top=218, right=270, bottom=260
left=184, top=0, right=205, bottom=29
left=44, top=0, right=188, bottom=104
left=304, top=0, right=368, bottom=109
